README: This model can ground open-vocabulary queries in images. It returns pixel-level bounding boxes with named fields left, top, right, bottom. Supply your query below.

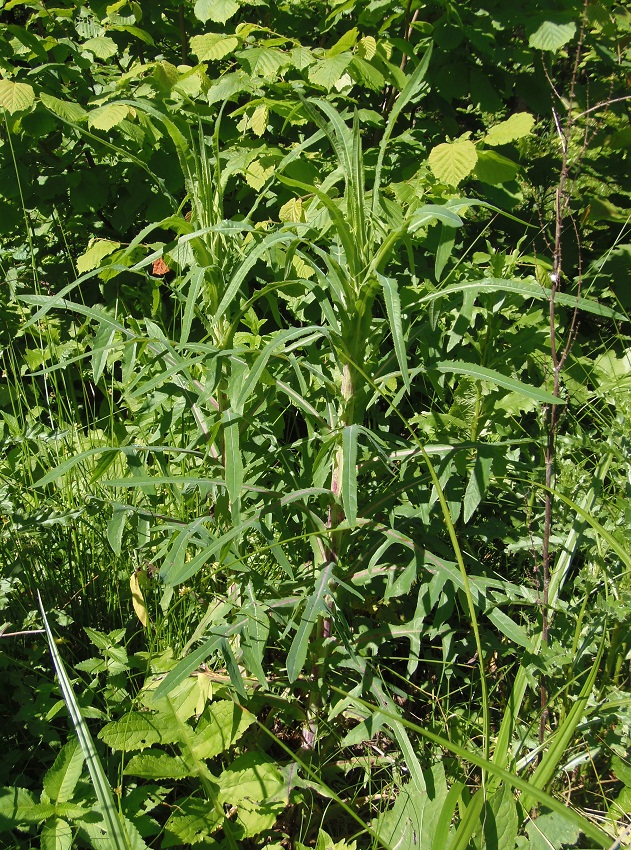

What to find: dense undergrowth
left=1, top=1, right=631, bottom=848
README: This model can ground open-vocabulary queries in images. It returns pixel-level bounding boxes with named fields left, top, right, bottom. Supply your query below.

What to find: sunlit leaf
left=82, top=36, right=118, bottom=59
left=308, top=53, right=352, bottom=91
left=428, top=140, right=477, bottom=186
left=87, top=103, right=129, bottom=132
left=190, top=33, right=239, bottom=61
left=0, top=79, right=34, bottom=114
left=484, top=112, right=535, bottom=146
left=40, top=93, right=86, bottom=122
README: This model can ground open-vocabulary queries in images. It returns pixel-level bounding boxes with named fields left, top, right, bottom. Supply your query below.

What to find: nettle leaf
left=190, top=33, right=239, bottom=62
left=0, top=79, right=35, bottom=114
left=308, top=53, right=352, bottom=91
left=43, top=737, right=84, bottom=804
left=529, top=19, right=577, bottom=51
left=191, top=700, right=256, bottom=759
left=485, top=112, right=535, bottom=146
left=163, top=798, right=223, bottom=847
left=41, top=817, right=73, bottom=850
left=82, top=36, right=118, bottom=59
left=124, top=750, right=189, bottom=780
left=194, top=0, right=239, bottom=24
left=40, top=93, right=86, bottom=122
left=218, top=753, right=285, bottom=804
left=98, top=712, right=170, bottom=751
left=77, top=240, right=121, bottom=274
left=87, top=103, right=129, bottom=132
left=428, top=140, right=477, bottom=186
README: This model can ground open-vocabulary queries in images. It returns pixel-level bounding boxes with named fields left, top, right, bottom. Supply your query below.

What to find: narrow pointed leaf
left=341, top=425, right=359, bottom=525
left=379, top=274, right=410, bottom=392
left=287, top=563, right=335, bottom=683
left=38, top=594, right=136, bottom=850
left=436, top=361, right=562, bottom=404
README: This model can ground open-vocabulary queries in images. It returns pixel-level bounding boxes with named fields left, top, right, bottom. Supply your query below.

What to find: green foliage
left=1, top=0, right=630, bottom=847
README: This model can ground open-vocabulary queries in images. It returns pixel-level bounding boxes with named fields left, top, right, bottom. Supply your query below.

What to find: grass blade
left=38, top=592, right=137, bottom=850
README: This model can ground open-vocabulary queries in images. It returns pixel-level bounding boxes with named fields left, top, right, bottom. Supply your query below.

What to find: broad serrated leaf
left=192, top=700, right=256, bottom=759
left=244, top=159, right=274, bottom=190
left=485, top=112, right=535, bottom=146
left=308, top=53, right=352, bottom=91
left=289, top=46, right=315, bottom=69
left=371, top=783, right=426, bottom=850
left=428, top=140, right=477, bottom=186
left=279, top=197, right=304, bottom=222
left=525, top=810, right=581, bottom=850
left=87, top=103, right=129, bottom=131
left=238, top=46, right=285, bottom=77
left=250, top=103, right=268, bottom=136
left=529, top=19, right=577, bottom=51
left=40, top=93, right=86, bottom=122
left=231, top=800, right=283, bottom=839
left=190, top=33, right=239, bottom=61
left=0, top=79, right=35, bottom=114
left=98, top=712, right=166, bottom=751
left=41, top=817, right=73, bottom=850
left=163, top=798, right=223, bottom=847
left=76, top=240, right=121, bottom=274
left=43, top=738, right=84, bottom=804
left=82, top=36, right=118, bottom=59
left=124, top=750, right=189, bottom=779
left=359, top=36, right=377, bottom=59
left=218, top=753, right=285, bottom=803
left=350, top=56, right=385, bottom=91
left=194, top=0, right=239, bottom=24
left=0, top=786, right=51, bottom=826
